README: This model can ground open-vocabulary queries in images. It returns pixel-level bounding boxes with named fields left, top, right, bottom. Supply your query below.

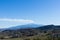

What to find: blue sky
left=0, top=0, right=60, bottom=28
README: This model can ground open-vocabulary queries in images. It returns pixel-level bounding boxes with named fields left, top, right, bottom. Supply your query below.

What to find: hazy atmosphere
left=0, top=0, right=60, bottom=28
left=0, top=0, right=60, bottom=40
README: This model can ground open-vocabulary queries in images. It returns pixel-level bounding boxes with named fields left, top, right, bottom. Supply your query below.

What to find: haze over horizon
left=0, top=0, right=60, bottom=28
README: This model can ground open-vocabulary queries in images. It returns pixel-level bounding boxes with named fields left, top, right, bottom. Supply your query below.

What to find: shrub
left=0, top=37, right=4, bottom=39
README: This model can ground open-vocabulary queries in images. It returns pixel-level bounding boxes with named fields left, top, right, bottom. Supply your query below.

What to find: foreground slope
left=0, top=25, right=60, bottom=40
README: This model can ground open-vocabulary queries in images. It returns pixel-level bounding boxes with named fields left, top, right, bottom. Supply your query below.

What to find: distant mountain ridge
left=6, top=23, right=42, bottom=30
left=36, top=25, right=60, bottom=30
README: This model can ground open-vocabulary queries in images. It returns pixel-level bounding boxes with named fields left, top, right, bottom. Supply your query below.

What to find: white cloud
left=0, top=18, right=34, bottom=23
left=0, top=18, right=35, bottom=28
